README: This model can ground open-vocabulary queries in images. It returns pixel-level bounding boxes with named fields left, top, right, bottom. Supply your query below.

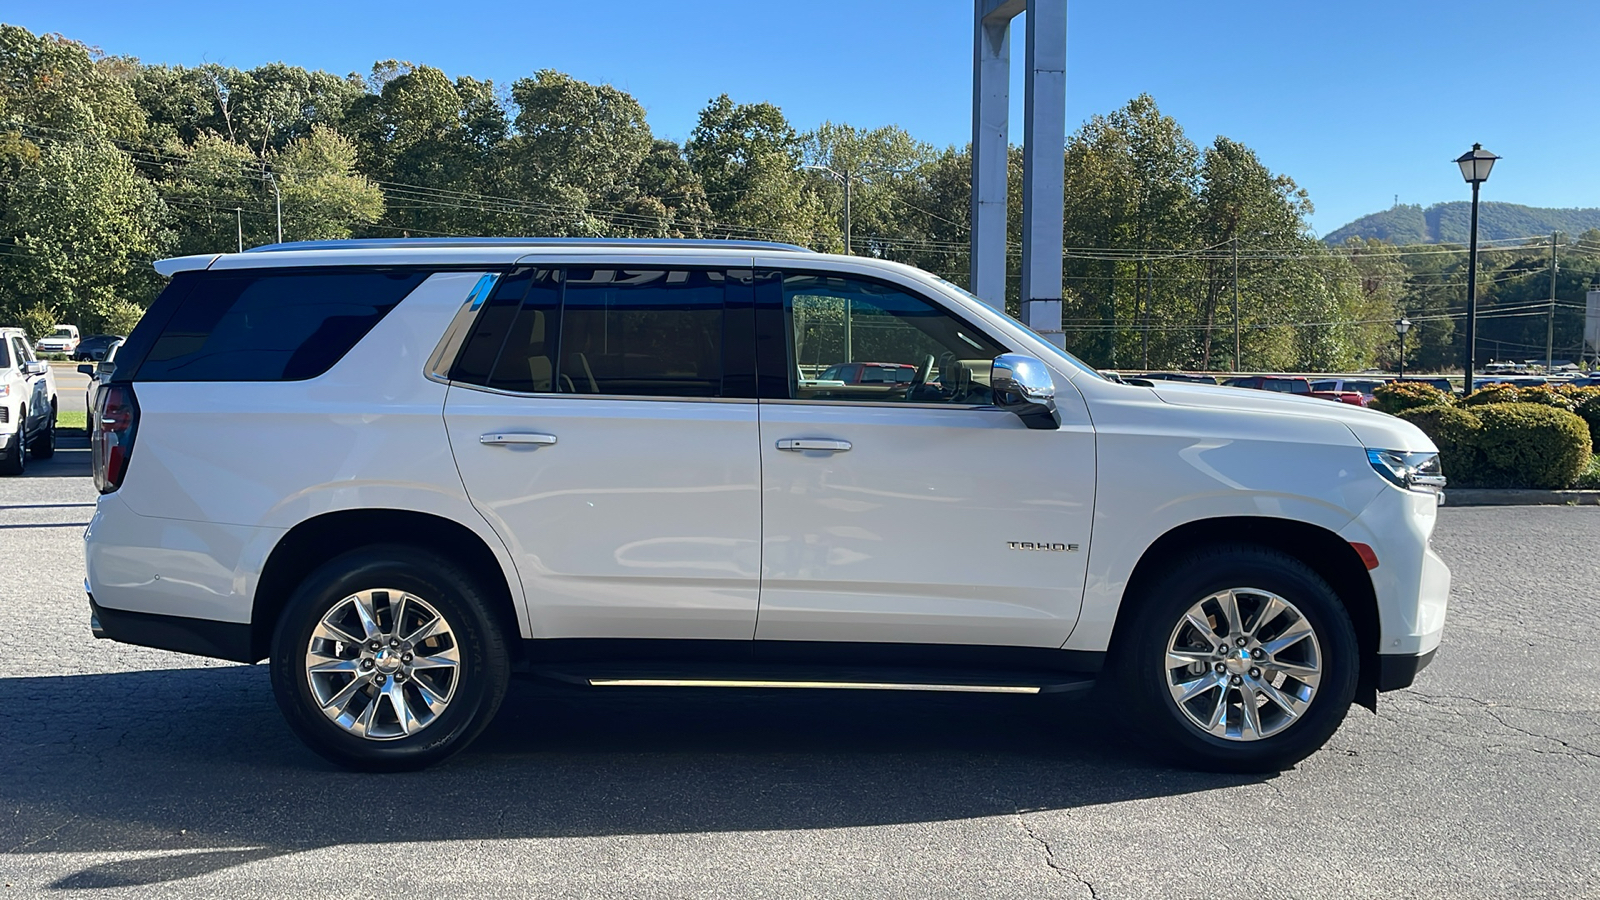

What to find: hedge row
left=1375, top=382, right=1598, bottom=489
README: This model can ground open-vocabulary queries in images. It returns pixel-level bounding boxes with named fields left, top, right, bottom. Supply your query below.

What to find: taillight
left=93, top=384, right=139, bottom=494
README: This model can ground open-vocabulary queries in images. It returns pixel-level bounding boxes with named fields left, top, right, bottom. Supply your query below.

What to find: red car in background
left=816, top=362, right=919, bottom=385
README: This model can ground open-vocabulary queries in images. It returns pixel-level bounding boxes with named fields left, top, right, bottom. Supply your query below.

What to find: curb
left=1446, top=489, right=1600, bottom=507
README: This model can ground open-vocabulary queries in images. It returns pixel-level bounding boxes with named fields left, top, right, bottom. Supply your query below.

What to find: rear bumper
left=89, top=592, right=257, bottom=663
left=1377, top=648, right=1436, bottom=692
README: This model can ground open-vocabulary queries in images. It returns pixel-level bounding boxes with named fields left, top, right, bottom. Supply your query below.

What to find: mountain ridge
left=1322, top=202, right=1600, bottom=245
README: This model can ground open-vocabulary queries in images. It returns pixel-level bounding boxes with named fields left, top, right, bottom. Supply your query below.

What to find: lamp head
left=1455, top=143, right=1499, bottom=184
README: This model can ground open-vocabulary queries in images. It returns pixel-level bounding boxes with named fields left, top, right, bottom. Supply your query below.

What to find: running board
left=528, top=664, right=1097, bottom=696
left=588, top=678, right=1045, bottom=694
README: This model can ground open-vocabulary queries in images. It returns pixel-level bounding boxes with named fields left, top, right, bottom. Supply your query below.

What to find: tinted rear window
left=135, top=269, right=429, bottom=382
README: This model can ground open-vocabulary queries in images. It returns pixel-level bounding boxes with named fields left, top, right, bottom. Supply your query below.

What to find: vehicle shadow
left=0, top=667, right=1267, bottom=888
left=20, top=434, right=90, bottom=478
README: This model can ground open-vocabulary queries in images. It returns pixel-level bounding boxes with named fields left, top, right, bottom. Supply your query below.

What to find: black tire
left=270, top=545, right=511, bottom=772
left=28, top=406, right=55, bottom=459
left=1111, top=544, right=1358, bottom=773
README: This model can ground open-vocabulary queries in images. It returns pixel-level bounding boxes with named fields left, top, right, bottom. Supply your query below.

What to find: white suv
left=1, top=326, right=58, bottom=475
left=84, top=239, right=1450, bottom=773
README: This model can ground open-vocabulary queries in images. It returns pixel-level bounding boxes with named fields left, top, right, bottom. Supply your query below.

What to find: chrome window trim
left=759, top=398, right=999, bottom=412
left=424, top=272, right=501, bottom=385
left=445, top=380, right=756, bottom=404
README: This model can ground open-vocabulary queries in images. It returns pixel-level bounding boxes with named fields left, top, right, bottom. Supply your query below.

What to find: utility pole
left=1232, top=236, right=1241, bottom=372
left=1547, top=232, right=1558, bottom=373
left=235, top=208, right=243, bottom=252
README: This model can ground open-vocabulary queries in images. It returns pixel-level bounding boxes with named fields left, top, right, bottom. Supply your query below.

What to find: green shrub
left=1462, top=383, right=1521, bottom=407
left=1471, top=403, right=1591, bottom=489
left=1574, top=455, right=1600, bottom=491
left=1371, top=381, right=1451, bottom=414
left=1513, top=384, right=1579, bottom=411
left=1398, top=405, right=1484, bottom=485
left=1575, top=394, right=1600, bottom=454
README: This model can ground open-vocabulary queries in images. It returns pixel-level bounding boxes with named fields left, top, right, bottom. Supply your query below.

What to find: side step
left=528, top=664, right=1096, bottom=696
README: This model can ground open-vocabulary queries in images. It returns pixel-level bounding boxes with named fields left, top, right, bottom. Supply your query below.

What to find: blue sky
left=8, top=0, right=1597, bottom=235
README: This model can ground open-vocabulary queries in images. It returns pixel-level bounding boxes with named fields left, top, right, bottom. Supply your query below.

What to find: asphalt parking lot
left=1, top=446, right=1597, bottom=899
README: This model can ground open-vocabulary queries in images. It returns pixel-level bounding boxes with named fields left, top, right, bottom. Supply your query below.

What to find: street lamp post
left=803, top=164, right=853, bottom=255
left=1394, top=316, right=1412, bottom=381
left=263, top=170, right=283, bottom=245
left=1455, top=143, right=1499, bottom=395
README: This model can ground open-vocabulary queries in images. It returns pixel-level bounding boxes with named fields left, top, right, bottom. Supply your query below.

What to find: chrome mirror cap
left=991, top=354, right=1061, bottom=430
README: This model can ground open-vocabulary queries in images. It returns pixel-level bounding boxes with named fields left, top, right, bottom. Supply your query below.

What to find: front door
left=444, top=264, right=763, bottom=641
left=753, top=267, right=1096, bottom=648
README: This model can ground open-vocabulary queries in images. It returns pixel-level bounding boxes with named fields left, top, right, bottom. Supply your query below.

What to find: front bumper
left=1377, top=648, right=1436, bottom=691
left=0, top=429, right=20, bottom=462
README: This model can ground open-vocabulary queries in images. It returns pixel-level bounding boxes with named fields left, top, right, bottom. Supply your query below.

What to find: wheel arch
left=1108, top=516, right=1382, bottom=711
left=251, top=509, right=522, bottom=662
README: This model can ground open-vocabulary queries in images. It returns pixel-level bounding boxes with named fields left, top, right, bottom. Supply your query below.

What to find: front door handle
left=480, top=432, right=557, bottom=446
left=777, top=438, right=851, bottom=452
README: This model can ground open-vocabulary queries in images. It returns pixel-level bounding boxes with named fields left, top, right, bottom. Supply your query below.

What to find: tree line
left=2, top=24, right=1595, bottom=371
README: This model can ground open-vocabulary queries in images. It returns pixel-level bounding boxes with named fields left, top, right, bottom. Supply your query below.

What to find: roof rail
left=243, top=237, right=815, bottom=254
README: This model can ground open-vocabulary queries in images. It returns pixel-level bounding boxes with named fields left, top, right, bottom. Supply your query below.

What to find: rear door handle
left=777, top=438, right=851, bottom=452
left=480, top=433, right=557, bottom=446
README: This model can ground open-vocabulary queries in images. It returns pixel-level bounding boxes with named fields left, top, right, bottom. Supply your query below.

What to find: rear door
left=752, top=264, right=1096, bottom=648
left=443, top=263, right=764, bottom=641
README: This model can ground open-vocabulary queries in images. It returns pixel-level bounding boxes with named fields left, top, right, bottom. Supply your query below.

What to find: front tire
left=270, top=546, right=511, bottom=772
left=1112, top=545, right=1358, bottom=773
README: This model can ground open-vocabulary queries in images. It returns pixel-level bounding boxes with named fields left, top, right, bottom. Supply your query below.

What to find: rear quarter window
left=133, top=269, right=430, bottom=382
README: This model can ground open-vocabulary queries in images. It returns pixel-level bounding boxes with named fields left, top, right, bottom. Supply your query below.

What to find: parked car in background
left=817, top=362, right=919, bottom=386
left=1223, top=375, right=1312, bottom=395
left=78, top=339, right=122, bottom=433
left=1138, top=372, right=1219, bottom=384
left=34, top=324, right=79, bottom=356
left=72, top=334, right=125, bottom=362
left=86, top=237, right=1449, bottom=775
left=1396, top=377, right=1456, bottom=395
left=1310, top=379, right=1385, bottom=403
left=1310, top=389, right=1367, bottom=407
left=1, top=325, right=58, bottom=475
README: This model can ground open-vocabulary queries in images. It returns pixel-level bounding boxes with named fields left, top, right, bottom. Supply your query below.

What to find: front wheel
left=1111, top=545, right=1358, bottom=773
left=270, top=546, right=511, bottom=771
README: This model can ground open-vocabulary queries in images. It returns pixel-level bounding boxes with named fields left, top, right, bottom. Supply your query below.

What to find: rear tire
left=28, top=407, right=55, bottom=459
left=1111, top=544, right=1358, bottom=773
left=269, top=545, right=511, bottom=772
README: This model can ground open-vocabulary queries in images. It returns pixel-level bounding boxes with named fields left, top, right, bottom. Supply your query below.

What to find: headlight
left=1367, top=448, right=1446, bottom=493
left=0, top=384, right=8, bottom=398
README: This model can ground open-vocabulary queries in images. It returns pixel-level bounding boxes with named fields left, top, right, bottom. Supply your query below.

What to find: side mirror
left=22, top=360, right=47, bottom=377
left=78, top=364, right=96, bottom=376
left=991, top=354, right=1061, bottom=430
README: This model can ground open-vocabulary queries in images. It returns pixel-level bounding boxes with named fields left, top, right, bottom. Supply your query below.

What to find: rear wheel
left=1112, top=545, right=1358, bottom=773
left=28, top=405, right=55, bottom=459
left=270, top=546, right=511, bottom=771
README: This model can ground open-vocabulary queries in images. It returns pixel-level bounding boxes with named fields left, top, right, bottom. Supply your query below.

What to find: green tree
left=688, top=94, right=827, bottom=245
left=270, top=125, right=384, bottom=241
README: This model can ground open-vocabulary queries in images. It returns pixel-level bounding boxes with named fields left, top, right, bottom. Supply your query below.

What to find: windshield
left=928, top=275, right=1104, bottom=381
left=51, top=328, right=73, bottom=338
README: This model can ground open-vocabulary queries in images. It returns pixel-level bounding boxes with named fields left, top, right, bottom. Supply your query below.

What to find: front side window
left=0, top=338, right=11, bottom=369
left=782, top=273, right=1004, bottom=404
left=11, top=337, right=30, bottom=365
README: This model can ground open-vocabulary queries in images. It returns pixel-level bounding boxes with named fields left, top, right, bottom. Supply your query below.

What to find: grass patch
left=56, top=409, right=87, bottom=432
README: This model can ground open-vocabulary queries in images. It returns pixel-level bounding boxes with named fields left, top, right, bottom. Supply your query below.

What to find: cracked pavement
left=1, top=447, right=1597, bottom=898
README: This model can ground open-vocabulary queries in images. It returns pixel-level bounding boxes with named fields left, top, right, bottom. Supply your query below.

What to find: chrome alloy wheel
left=1164, top=588, right=1323, bottom=742
left=304, top=588, right=461, bottom=741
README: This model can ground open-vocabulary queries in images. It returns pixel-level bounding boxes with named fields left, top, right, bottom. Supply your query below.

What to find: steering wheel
left=907, top=354, right=936, bottom=398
